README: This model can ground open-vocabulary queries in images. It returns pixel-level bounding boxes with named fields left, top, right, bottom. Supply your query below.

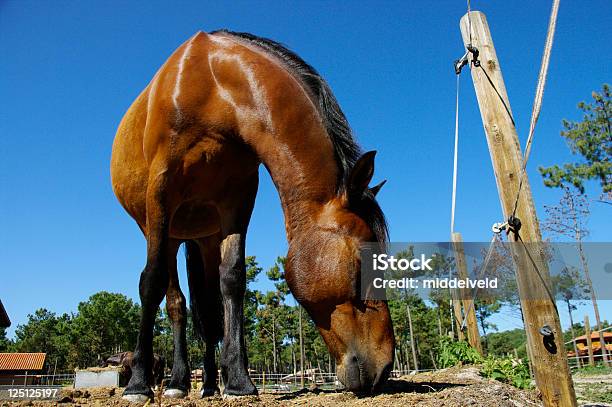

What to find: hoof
left=122, top=393, right=151, bottom=403
left=200, top=387, right=218, bottom=397
left=222, top=386, right=258, bottom=398
left=222, top=393, right=243, bottom=400
left=163, top=388, right=188, bottom=398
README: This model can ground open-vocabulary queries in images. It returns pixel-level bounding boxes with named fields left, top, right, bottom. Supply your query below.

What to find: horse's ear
left=347, top=151, right=376, bottom=201
left=369, top=179, right=386, bottom=197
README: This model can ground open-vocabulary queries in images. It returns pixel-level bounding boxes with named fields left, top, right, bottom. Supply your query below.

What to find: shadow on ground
left=277, top=379, right=465, bottom=401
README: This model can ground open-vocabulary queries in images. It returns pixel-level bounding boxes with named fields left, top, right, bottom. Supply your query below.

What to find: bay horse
left=101, top=352, right=165, bottom=387
left=111, top=30, right=394, bottom=402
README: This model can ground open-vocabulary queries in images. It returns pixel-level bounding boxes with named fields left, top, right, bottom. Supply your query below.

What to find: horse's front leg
left=163, top=274, right=191, bottom=398
left=219, top=233, right=257, bottom=396
left=123, top=179, right=179, bottom=402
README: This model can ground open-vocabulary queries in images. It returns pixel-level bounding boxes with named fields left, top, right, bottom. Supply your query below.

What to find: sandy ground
left=1, top=366, right=548, bottom=407
left=572, top=374, right=612, bottom=406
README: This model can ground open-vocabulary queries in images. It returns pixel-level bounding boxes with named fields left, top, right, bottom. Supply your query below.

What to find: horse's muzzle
left=340, top=355, right=392, bottom=393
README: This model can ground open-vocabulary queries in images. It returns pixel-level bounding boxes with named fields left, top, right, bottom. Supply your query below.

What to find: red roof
left=0, top=353, right=46, bottom=371
left=574, top=331, right=612, bottom=342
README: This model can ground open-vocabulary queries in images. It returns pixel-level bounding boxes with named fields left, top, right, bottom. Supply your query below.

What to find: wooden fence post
left=406, top=302, right=419, bottom=371
left=452, top=297, right=465, bottom=342
left=451, top=232, right=483, bottom=354
left=460, top=11, right=576, bottom=406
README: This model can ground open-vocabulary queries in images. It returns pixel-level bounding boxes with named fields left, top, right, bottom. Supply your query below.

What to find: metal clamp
left=466, top=44, right=481, bottom=67
left=454, top=51, right=469, bottom=74
left=539, top=325, right=553, bottom=337
left=507, top=215, right=522, bottom=233
left=453, top=45, right=480, bottom=74
left=492, top=221, right=508, bottom=234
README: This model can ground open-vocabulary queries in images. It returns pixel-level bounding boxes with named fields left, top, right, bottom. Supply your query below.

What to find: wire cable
left=451, top=75, right=460, bottom=234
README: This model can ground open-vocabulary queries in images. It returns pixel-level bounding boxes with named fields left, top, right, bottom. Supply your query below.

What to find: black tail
left=185, top=240, right=223, bottom=344
left=185, top=240, right=206, bottom=340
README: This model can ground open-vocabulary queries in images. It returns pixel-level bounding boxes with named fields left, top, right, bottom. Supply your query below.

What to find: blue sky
left=1, top=1, right=610, bottom=338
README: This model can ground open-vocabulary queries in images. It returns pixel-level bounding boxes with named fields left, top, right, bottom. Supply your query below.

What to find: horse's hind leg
left=163, top=265, right=191, bottom=398
left=123, top=174, right=180, bottom=402
left=186, top=237, right=223, bottom=397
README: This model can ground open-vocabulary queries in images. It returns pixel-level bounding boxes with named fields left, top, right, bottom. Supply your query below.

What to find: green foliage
left=574, top=363, right=612, bottom=377
left=0, top=327, right=12, bottom=352
left=552, top=266, right=589, bottom=344
left=539, top=83, right=611, bottom=198
left=10, top=293, right=140, bottom=371
left=552, top=266, right=589, bottom=303
left=152, top=309, right=173, bottom=367
left=70, top=292, right=140, bottom=368
left=437, top=337, right=531, bottom=390
left=436, top=337, right=483, bottom=368
left=485, top=328, right=528, bottom=360
left=12, top=309, right=72, bottom=370
left=580, top=364, right=606, bottom=375
left=386, top=248, right=457, bottom=370
left=475, top=299, right=501, bottom=336
left=244, top=255, right=263, bottom=345
left=481, top=356, right=532, bottom=389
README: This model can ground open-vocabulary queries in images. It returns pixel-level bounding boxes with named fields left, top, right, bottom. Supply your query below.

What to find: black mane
left=211, top=30, right=388, bottom=244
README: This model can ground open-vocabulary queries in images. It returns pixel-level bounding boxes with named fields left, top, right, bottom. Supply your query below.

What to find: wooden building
left=0, top=353, right=46, bottom=385
left=567, top=331, right=612, bottom=361
left=0, top=300, right=10, bottom=328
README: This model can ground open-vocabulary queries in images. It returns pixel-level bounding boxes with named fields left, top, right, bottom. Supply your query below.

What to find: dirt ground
left=572, top=373, right=612, bottom=406
left=1, top=366, right=550, bottom=407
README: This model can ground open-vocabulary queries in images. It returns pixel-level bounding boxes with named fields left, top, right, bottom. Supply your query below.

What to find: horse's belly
left=170, top=200, right=221, bottom=239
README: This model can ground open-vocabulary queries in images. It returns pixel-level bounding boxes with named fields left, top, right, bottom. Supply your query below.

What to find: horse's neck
left=210, top=32, right=342, bottom=241
left=260, top=136, right=340, bottom=242
left=240, top=109, right=341, bottom=240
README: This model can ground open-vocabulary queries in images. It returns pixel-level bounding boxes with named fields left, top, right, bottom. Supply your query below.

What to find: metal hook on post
left=467, top=44, right=480, bottom=67
left=507, top=215, right=522, bottom=236
left=453, top=45, right=480, bottom=75
left=454, top=51, right=469, bottom=74
left=491, top=221, right=508, bottom=235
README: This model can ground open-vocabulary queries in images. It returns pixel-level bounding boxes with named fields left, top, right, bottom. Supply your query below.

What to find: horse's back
left=111, top=32, right=260, bottom=238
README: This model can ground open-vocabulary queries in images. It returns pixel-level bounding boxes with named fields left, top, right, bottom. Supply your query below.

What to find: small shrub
left=481, top=356, right=532, bottom=389
left=437, top=337, right=484, bottom=368
left=437, top=337, right=532, bottom=389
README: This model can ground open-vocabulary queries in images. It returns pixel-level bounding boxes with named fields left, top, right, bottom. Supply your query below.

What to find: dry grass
left=2, top=366, right=543, bottom=407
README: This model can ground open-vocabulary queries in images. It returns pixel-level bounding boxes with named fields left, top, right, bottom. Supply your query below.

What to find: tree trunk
left=429, top=349, right=438, bottom=370
left=272, top=315, right=277, bottom=373
left=299, top=307, right=305, bottom=388
left=566, top=300, right=581, bottom=368
left=407, top=301, right=419, bottom=371
left=292, top=341, right=297, bottom=375
left=585, top=315, right=595, bottom=366
left=577, top=241, right=609, bottom=366
left=569, top=190, right=609, bottom=366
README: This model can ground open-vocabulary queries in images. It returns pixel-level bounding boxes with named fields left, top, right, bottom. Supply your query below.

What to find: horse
left=111, top=29, right=394, bottom=402
left=101, top=352, right=165, bottom=387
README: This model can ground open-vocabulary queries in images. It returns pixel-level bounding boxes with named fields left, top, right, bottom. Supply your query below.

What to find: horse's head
left=286, top=151, right=394, bottom=393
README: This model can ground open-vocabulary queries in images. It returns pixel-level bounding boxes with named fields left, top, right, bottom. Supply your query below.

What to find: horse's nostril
left=342, top=355, right=362, bottom=392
